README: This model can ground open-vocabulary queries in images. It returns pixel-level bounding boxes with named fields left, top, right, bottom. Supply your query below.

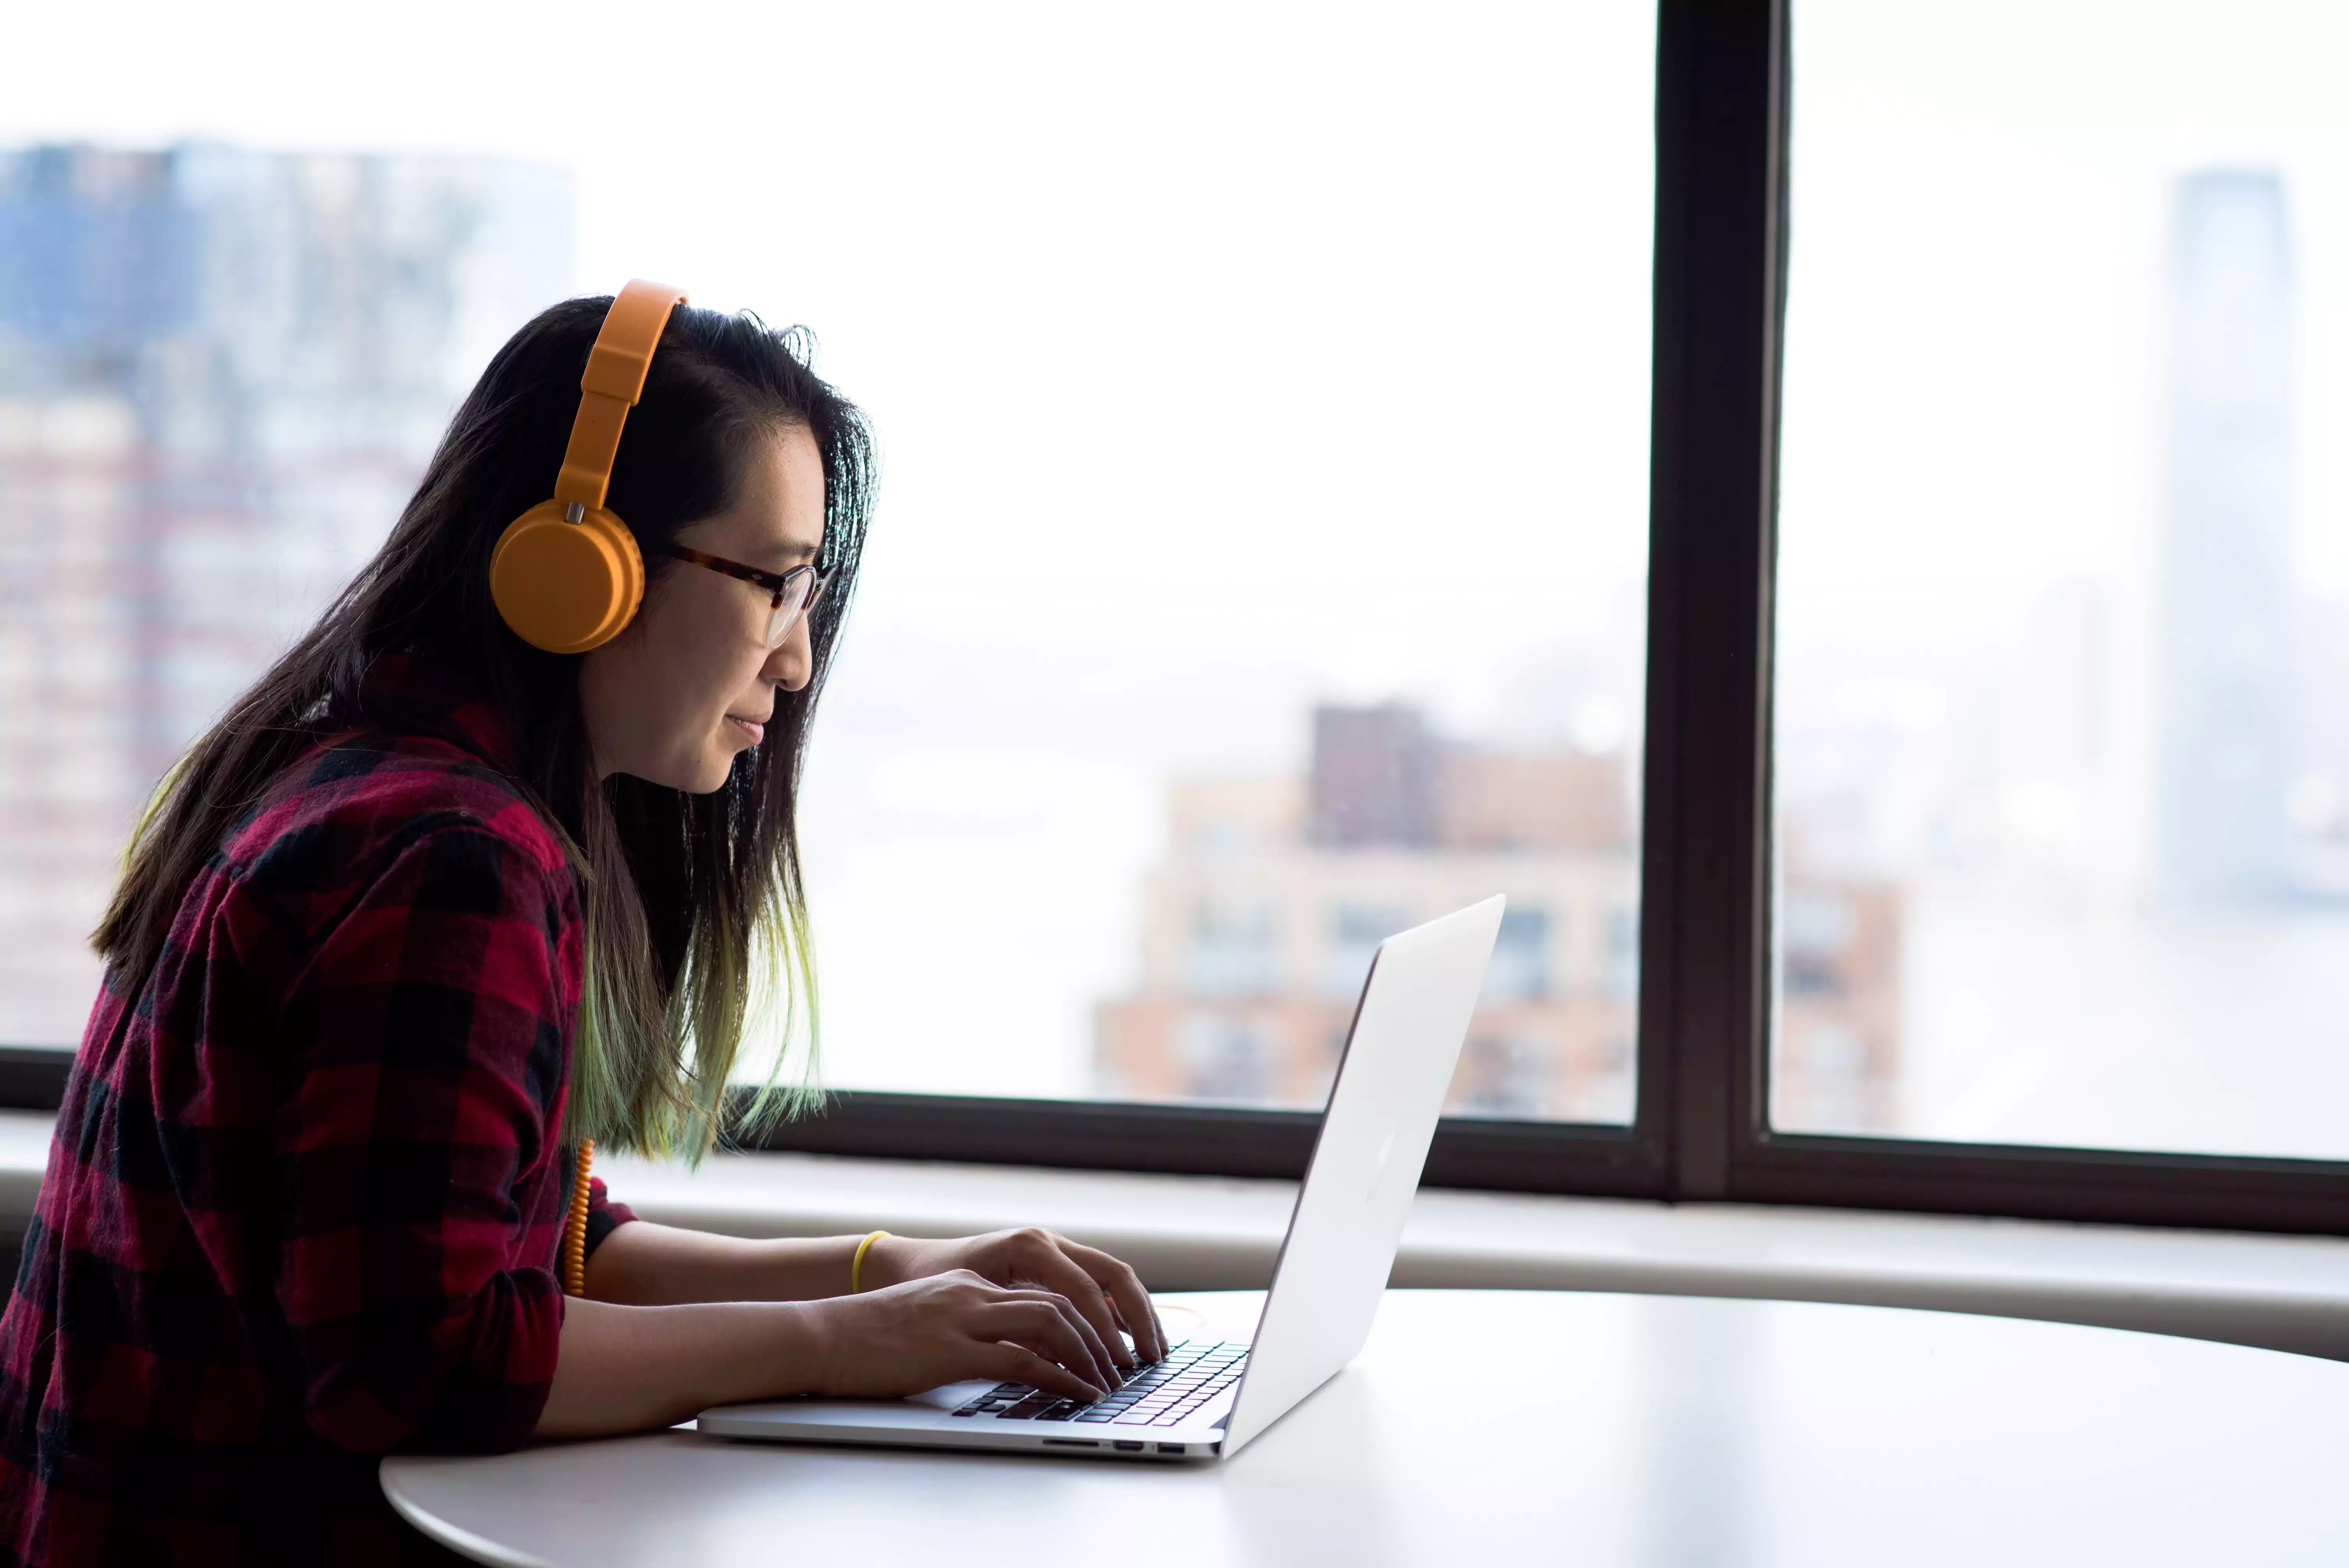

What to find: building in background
left=2156, top=169, right=2296, bottom=907
left=1096, top=702, right=1902, bottom=1126
left=1773, top=838, right=1905, bottom=1133
left=0, top=143, right=570, bottom=1042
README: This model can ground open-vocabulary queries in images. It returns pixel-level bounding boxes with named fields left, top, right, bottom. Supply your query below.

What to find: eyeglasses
left=663, top=544, right=831, bottom=649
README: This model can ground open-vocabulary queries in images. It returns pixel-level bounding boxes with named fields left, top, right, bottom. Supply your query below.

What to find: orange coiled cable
left=561, top=1139, right=595, bottom=1297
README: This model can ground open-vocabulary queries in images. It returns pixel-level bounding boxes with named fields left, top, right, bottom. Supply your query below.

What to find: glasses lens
left=765, top=570, right=816, bottom=648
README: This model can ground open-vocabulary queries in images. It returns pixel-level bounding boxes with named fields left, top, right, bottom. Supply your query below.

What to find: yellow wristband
left=850, top=1230, right=891, bottom=1294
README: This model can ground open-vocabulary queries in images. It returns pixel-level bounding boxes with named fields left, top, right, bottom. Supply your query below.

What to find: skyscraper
left=0, top=144, right=570, bottom=1042
left=2155, top=169, right=2295, bottom=906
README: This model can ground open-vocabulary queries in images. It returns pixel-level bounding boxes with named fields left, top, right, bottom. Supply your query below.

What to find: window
left=1171, top=1013, right=1275, bottom=1106
left=1457, top=1030, right=1554, bottom=1118
left=1481, top=909, right=1551, bottom=1004
left=12, top=0, right=2349, bottom=1232
left=0, top=148, right=567, bottom=1042
left=0, top=2, right=1662, bottom=1138
left=1182, top=902, right=1283, bottom=1001
left=1777, top=0, right=2349, bottom=1158
left=786, top=15, right=1662, bottom=1128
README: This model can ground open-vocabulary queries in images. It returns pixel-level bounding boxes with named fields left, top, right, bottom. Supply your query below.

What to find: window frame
left=1636, top=0, right=2349, bottom=1235
left=9, top=0, right=2349, bottom=1237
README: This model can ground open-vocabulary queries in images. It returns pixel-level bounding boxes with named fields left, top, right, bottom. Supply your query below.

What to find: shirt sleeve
left=271, top=822, right=580, bottom=1455
left=584, top=1175, right=637, bottom=1257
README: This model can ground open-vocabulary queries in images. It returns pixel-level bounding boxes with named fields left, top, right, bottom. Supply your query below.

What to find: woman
left=0, top=290, right=1164, bottom=1564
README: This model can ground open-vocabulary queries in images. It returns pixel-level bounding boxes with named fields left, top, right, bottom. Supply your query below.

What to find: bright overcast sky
left=0, top=1, right=1658, bottom=728
left=1784, top=0, right=2349, bottom=634
left=6, top=1, right=2343, bottom=635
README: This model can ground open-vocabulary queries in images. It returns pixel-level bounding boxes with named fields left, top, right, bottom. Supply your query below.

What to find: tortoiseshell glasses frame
left=663, top=543, right=832, bottom=648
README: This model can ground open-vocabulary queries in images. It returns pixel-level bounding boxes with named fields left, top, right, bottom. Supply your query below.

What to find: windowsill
left=3, top=1108, right=2343, bottom=1361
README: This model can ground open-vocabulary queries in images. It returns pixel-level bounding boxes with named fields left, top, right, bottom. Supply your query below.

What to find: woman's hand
left=804, top=1269, right=1126, bottom=1402
left=861, top=1229, right=1168, bottom=1367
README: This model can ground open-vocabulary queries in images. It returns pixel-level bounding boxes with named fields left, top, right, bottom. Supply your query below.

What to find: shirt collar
left=349, top=652, right=524, bottom=774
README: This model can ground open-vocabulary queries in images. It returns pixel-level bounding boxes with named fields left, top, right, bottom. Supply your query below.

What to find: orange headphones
left=488, top=282, right=685, bottom=1293
left=490, top=279, right=689, bottom=654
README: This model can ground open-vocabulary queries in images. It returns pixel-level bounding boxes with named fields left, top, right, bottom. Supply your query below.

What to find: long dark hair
left=95, top=297, right=873, bottom=1158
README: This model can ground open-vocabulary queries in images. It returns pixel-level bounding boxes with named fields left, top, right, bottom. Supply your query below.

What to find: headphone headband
left=552, top=279, right=688, bottom=511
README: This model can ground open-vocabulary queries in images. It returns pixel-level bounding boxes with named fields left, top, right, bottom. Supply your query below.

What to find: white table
left=384, top=1290, right=2349, bottom=1566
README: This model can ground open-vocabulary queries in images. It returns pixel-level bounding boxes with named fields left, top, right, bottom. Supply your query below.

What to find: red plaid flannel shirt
left=0, top=658, right=635, bottom=1564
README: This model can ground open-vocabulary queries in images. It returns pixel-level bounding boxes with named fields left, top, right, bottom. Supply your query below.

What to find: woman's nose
left=765, top=620, right=813, bottom=691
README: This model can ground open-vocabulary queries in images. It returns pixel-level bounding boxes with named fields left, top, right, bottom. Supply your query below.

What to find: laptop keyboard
left=951, top=1339, right=1248, bottom=1427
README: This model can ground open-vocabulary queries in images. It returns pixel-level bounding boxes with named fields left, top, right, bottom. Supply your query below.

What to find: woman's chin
left=620, top=745, right=739, bottom=795
left=694, top=736, right=761, bottom=792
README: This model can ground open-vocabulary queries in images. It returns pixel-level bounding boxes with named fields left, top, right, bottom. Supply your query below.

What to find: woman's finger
left=1036, top=1292, right=1125, bottom=1391
left=982, top=1343, right=1101, bottom=1404
left=1011, top=1243, right=1137, bottom=1368
left=991, top=1286, right=1118, bottom=1380
left=981, top=1298, right=1120, bottom=1393
left=977, top=1307, right=1110, bottom=1397
left=1065, top=1241, right=1168, bottom=1361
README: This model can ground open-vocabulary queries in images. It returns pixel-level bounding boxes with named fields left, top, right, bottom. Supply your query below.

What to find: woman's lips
left=727, top=716, right=766, bottom=744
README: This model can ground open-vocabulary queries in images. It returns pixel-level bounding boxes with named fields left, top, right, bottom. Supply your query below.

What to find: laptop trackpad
left=905, top=1380, right=999, bottom=1412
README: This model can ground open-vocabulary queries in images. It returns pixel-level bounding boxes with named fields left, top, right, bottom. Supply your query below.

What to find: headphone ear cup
left=490, top=501, right=646, bottom=653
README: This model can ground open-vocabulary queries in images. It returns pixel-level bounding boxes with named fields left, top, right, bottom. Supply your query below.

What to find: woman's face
left=580, top=424, right=828, bottom=792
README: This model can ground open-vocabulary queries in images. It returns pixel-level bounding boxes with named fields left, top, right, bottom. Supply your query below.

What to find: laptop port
left=1113, top=1441, right=1145, bottom=1452
left=1157, top=1443, right=1186, bottom=1455
left=1042, top=1439, right=1099, bottom=1448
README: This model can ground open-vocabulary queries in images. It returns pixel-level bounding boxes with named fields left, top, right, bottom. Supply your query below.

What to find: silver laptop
left=698, top=894, right=1505, bottom=1463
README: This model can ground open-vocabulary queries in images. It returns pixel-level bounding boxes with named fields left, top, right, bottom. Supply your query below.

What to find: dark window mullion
left=1640, top=0, right=1788, bottom=1201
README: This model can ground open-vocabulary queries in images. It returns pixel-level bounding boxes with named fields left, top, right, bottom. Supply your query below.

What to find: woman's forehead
left=762, top=426, right=828, bottom=551
left=685, top=426, right=825, bottom=559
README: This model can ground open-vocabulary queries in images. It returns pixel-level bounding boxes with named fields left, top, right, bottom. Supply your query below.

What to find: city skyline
left=1775, top=151, right=2349, bottom=1159
left=1, top=115, right=2344, bottom=1165
left=1778, top=168, right=2347, bottom=910
left=0, top=141, right=569, bottom=1043
left=2158, top=169, right=2298, bottom=905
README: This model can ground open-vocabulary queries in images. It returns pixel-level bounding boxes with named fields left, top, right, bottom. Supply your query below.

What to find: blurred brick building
left=1096, top=702, right=1902, bottom=1128
left=0, top=143, right=568, bottom=1043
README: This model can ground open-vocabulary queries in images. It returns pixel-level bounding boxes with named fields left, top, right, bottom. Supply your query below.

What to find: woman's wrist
left=681, top=1298, right=827, bottom=1410
left=848, top=1229, right=890, bottom=1294
left=853, top=1232, right=919, bottom=1294
left=540, top=1296, right=832, bottom=1437
left=779, top=1295, right=844, bottom=1398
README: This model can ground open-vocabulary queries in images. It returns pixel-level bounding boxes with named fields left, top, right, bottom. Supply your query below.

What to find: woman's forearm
left=583, top=1218, right=868, bottom=1306
left=542, top=1267, right=1131, bottom=1438
left=535, top=1295, right=825, bottom=1438
left=540, top=1222, right=1163, bottom=1437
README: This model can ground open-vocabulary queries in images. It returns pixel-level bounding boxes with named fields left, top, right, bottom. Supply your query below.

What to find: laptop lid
left=1217, top=894, right=1506, bottom=1458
